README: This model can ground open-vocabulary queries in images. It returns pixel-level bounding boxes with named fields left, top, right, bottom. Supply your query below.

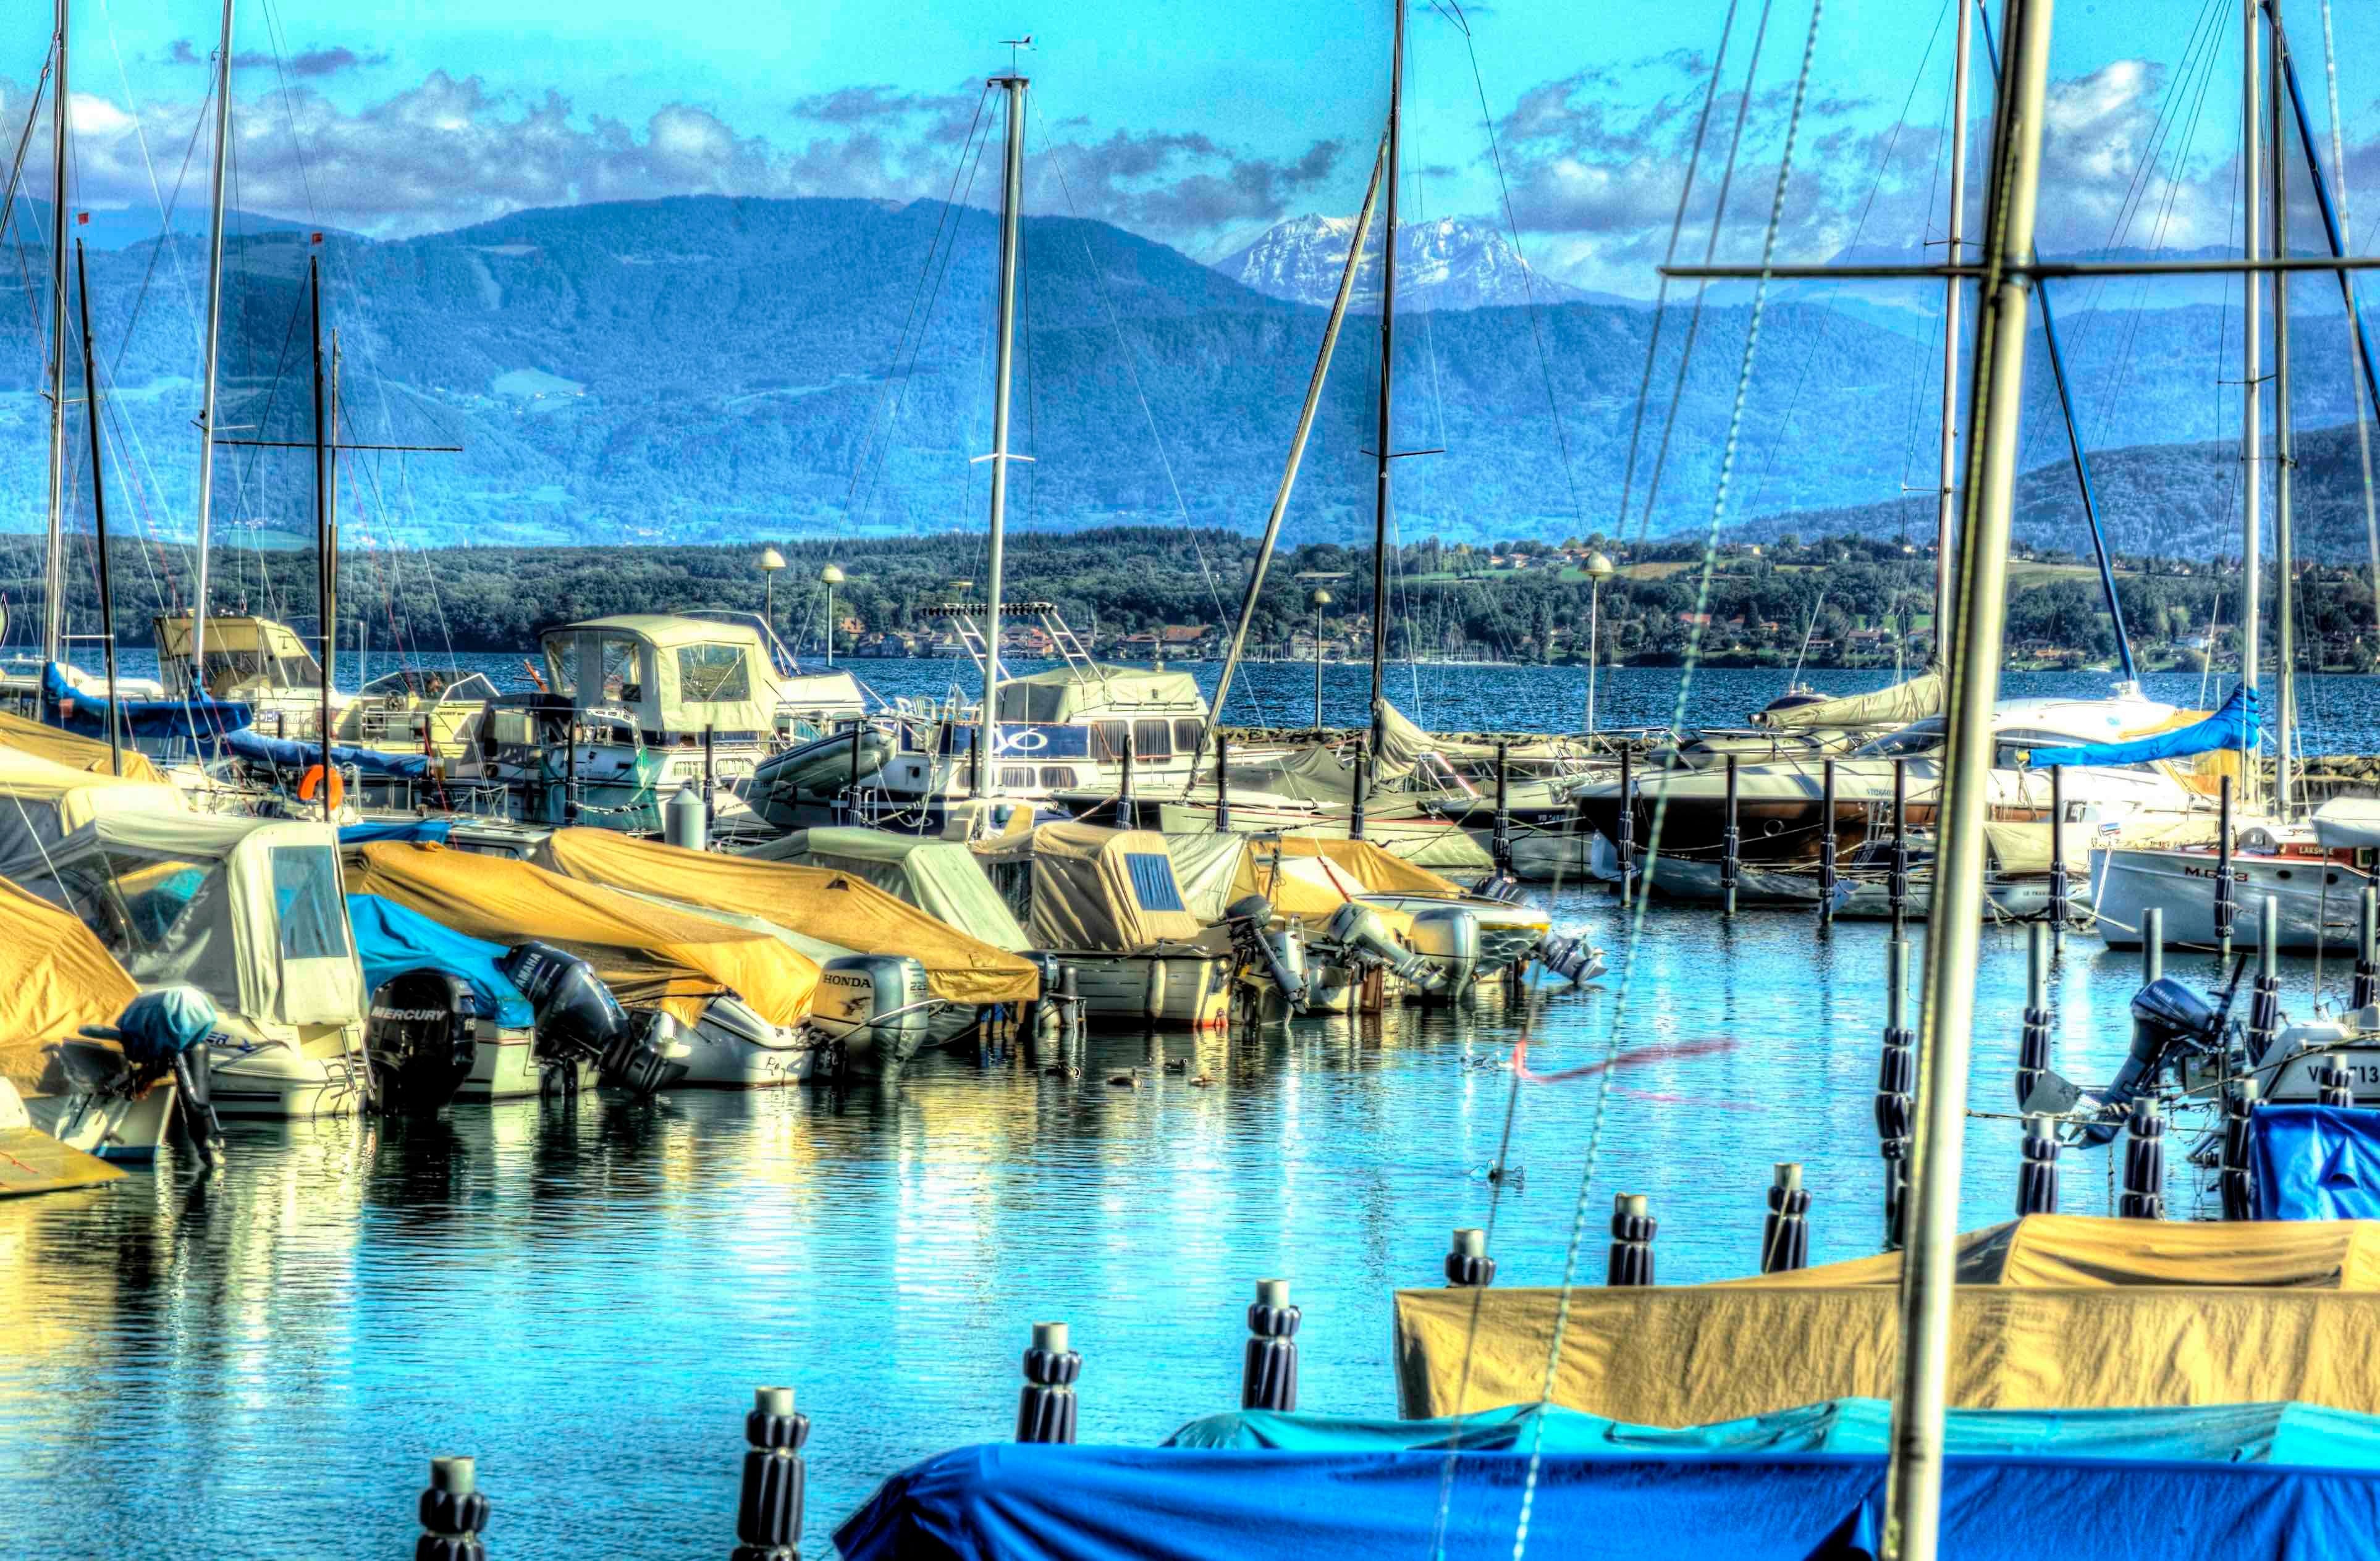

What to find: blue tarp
left=222, top=725, right=431, bottom=780
left=833, top=1445, right=2380, bottom=1561
left=338, top=818, right=455, bottom=848
left=41, top=661, right=250, bottom=742
left=2029, top=684, right=2259, bottom=768
left=2254, top=1105, right=2380, bottom=1221
left=345, top=893, right=533, bottom=1028
left=1167, top=1399, right=2380, bottom=1466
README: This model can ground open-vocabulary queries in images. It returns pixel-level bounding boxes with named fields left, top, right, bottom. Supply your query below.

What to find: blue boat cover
left=338, top=818, right=455, bottom=848
left=345, top=893, right=533, bottom=1028
left=1165, top=1399, right=2380, bottom=1466
left=833, top=1444, right=2380, bottom=1561
left=41, top=661, right=251, bottom=741
left=222, top=725, right=432, bottom=780
left=2254, top=1104, right=2380, bottom=1221
left=2028, top=684, right=2259, bottom=768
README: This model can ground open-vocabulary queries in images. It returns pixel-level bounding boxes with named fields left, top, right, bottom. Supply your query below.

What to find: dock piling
left=1759, top=1163, right=1810, bottom=1274
left=1015, top=1322, right=1082, bottom=1445
left=1492, top=742, right=1512, bottom=874
left=1889, top=759, right=1909, bottom=937
left=2216, top=776, right=2237, bottom=962
left=416, top=1455, right=489, bottom=1561
left=1616, top=749, right=1636, bottom=907
left=1215, top=731, right=1231, bottom=833
left=1444, top=1227, right=1495, bottom=1287
left=2015, top=922, right=2051, bottom=1109
left=2357, top=885, right=2379, bottom=1012
left=2221, top=1079, right=2260, bottom=1220
left=1240, top=1279, right=1301, bottom=1412
left=2118, top=1100, right=2166, bottom=1219
left=1606, top=1193, right=1656, bottom=1286
left=1876, top=937, right=1914, bottom=1252
left=2249, top=896, right=2282, bottom=1064
left=1818, top=759, right=1837, bottom=925
left=2142, top=907, right=2163, bottom=985
left=2047, top=765, right=2067, bottom=934
left=732, top=1387, right=808, bottom=1561
left=2017, top=1115, right=2059, bottom=1216
left=1721, top=754, right=1740, bottom=917
left=1349, top=749, right=1367, bottom=841
left=2319, top=1065, right=2355, bottom=1109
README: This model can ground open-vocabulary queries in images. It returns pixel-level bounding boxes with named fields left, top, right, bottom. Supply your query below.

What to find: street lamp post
left=1310, top=589, right=1333, bottom=728
left=759, top=547, right=786, bottom=641
left=820, top=563, right=845, bottom=667
left=1582, top=551, right=1614, bottom=735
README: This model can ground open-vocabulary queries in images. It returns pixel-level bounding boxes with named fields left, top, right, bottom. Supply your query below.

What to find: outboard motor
left=1405, top=906, right=1481, bottom=998
left=1225, top=894, right=1309, bottom=1014
left=1467, top=872, right=1527, bottom=905
left=815, top=955, right=935, bottom=1078
left=603, top=1010, right=690, bottom=1096
left=1324, top=902, right=1440, bottom=990
left=83, top=987, right=226, bottom=1168
left=501, top=941, right=686, bottom=1097
left=2059, top=977, right=2231, bottom=1147
left=364, top=969, right=480, bottom=1113
left=1535, top=931, right=1606, bottom=986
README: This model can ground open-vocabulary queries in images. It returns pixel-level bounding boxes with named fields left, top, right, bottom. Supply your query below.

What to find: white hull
left=1058, top=953, right=1231, bottom=1030
left=208, top=1043, right=373, bottom=1120
left=456, top=1032, right=542, bottom=1101
left=21, top=1083, right=175, bottom=1161
left=2091, top=848, right=2369, bottom=951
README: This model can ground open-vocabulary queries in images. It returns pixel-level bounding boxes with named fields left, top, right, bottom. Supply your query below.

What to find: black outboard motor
left=500, top=941, right=688, bottom=1097
left=364, top=969, right=481, bottom=1113
left=1467, top=872, right=1527, bottom=905
left=2062, top=977, right=2232, bottom=1147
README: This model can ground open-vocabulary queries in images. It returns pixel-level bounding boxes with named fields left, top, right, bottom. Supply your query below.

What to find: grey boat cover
left=742, top=827, right=1032, bottom=952
left=1753, top=669, right=1944, bottom=731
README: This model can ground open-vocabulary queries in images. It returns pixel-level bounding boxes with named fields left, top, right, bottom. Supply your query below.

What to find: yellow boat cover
left=1393, top=1216, right=2380, bottom=1423
left=1270, top=835, right=1462, bottom=897
left=532, top=828, right=1037, bottom=1006
left=0, top=873, right=140, bottom=1093
left=0, top=709, right=167, bottom=784
left=346, top=841, right=817, bottom=1028
left=972, top=823, right=1207, bottom=953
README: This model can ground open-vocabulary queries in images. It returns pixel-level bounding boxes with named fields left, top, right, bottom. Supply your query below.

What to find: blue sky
left=18, top=0, right=2380, bottom=294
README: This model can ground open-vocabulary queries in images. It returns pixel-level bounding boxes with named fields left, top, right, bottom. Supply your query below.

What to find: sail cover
left=1750, top=668, right=1943, bottom=731
left=2028, top=684, right=2258, bottom=768
left=40, top=661, right=251, bottom=742
left=222, top=726, right=431, bottom=780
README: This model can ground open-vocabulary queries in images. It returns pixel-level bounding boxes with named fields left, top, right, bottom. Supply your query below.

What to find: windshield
left=1852, top=719, right=1947, bottom=759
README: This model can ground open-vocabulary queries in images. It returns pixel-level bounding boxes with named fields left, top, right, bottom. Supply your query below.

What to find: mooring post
left=847, top=721, right=866, bottom=825
left=1760, top=1163, right=1811, bottom=1274
left=1818, top=757, right=1838, bottom=925
left=2142, top=906, right=2163, bottom=985
left=1349, top=748, right=1368, bottom=841
left=1721, top=753, right=1741, bottom=917
left=562, top=715, right=579, bottom=825
left=1240, top=1278, right=1301, bottom=1412
left=2320, top=1064, right=2355, bottom=1109
left=416, top=1455, right=489, bottom=1561
left=2221, top=1077, right=2260, bottom=1221
left=1492, top=741, right=1513, bottom=873
left=1015, top=1322, right=1082, bottom=1444
left=2357, top=885, right=2379, bottom=1012
left=1889, top=757, right=1909, bottom=937
left=1606, top=1193, right=1655, bottom=1286
left=703, top=723, right=717, bottom=838
left=2216, top=775, right=2237, bottom=962
left=2047, top=763, right=2067, bottom=934
left=2013, top=1114, right=2059, bottom=1217
left=1215, top=730, right=1232, bottom=833
left=1876, top=936, right=1914, bottom=1251
left=2119, top=1099, right=2166, bottom=1219
left=1444, top=1226, right=1495, bottom=1287
left=2249, top=894, right=2282, bottom=1064
left=1117, top=730, right=1135, bottom=827
left=732, top=1387, right=808, bottom=1561
left=1616, top=747, right=1637, bottom=906
left=2016, top=921, right=2051, bottom=1109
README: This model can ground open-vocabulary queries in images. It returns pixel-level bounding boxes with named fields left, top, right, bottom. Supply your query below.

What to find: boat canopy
left=345, top=893, right=533, bottom=1029
left=2028, top=684, right=2257, bottom=769
left=154, top=612, right=323, bottom=696
left=1752, top=668, right=1944, bottom=731
left=0, top=872, right=140, bottom=1093
left=4, top=813, right=360, bottom=1035
left=0, top=747, right=188, bottom=867
left=539, top=614, right=783, bottom=736
left=994, top=665, right=1204, bottom=723
left=0, top=707, right=167, bottom=783
left=1394, top=1213, right=2380, bottom=1424
left=1159, top=833, right=1348, bottom=924
left=533, top=828, right=1038, bottom=1006
left=743, top=827, right=1032, bottom=953
left=345, top=841, right=817, bottom=1029
left=971, top=823, right=1208, bottom=953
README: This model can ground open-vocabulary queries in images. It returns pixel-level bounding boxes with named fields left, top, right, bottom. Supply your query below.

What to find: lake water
left=0, top=657, right=2365, bottom=1556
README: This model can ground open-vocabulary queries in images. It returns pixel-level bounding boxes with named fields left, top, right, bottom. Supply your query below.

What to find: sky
left=11, top=0, right=2380, bottom=296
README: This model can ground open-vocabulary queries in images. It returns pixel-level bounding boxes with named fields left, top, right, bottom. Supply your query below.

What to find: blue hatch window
left=1124, top=853, right=1185, bottom=913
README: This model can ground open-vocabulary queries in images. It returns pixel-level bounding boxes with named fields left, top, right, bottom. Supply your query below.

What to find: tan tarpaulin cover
left=0, top=873, right=139, bottom=1092
left=741, top=828, right=1032, bottom=952
left=1159, top=833, right=1351, bottom=925
left=1270, top=835, right=1463, bottom=896
left=971, top=823, right=1207, bottom=953
left=1393, top=1216, right=2380, bottom=1423
left=1752, top=670, right=1944, bottom=731
left=0, top=710, right=166, bottom=784
left=532, top=828, right=1036, bottom=1006
left=347, top=841, right=817, bottom=1028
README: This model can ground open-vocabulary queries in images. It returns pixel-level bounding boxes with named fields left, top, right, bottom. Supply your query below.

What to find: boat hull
left=21, top=1082, right=175, bottom=1161
left=2092, top=848, right=2370, bottom=951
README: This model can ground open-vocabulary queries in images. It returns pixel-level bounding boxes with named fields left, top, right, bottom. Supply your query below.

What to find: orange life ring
left=297, top=764, right=345, bottom=808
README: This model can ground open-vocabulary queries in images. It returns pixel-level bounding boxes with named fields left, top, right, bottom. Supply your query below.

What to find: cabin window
left=63, top=852, right=209, bottom=953
left=1133, top=719, right=1173, bottom=759
left=196, top=648, right=268, bottom=696
left=1173, top=718, right=1204, bottom=753
left=1000, top=767, right=1036, bottom=789
left=542, top=641, right=578, bottom=699
left=597, top=636, right=643, bottom=702
left=1124, top=853, right=1187, bottom=913
left=271, top=846, right=351, bottom=961
left=677, top=642, right=752, bottom=702
left=1092, top=720, right=1130, bottom=760
left=1040, top=767, right=1078, bottom=789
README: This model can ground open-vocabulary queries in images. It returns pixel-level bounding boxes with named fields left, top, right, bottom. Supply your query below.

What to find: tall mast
left=1933, top=0, right=1972, bottom=663
left=73, top=239, right=119, bottom=774
left=192, top=0, right=235, bottom=698
left=43, top=0, right=68, bottom=667
left=2241, top=0, right=2264, bottom=810
left=979, top=69, right=1026, bottom=799
left=2270, top=0, right=2295, bottom=817
left=310, top=256, right=332, bottom=819
left=1365, top=0, right=1407, bottom=764
left=1886, top=0, right=2054, bottom=1552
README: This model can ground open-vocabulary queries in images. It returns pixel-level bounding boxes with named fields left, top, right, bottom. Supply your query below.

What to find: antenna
left=998, top=33, right=1034, bottom=74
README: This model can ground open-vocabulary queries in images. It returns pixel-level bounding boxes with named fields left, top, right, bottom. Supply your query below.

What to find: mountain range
left=0, top=194, right=2368, bottom=558
left=1213, top=214, right=1617, bottom=311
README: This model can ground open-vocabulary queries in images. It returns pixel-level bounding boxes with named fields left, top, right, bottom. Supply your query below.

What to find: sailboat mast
left=979, top=69, right=1026, bottom=800
left=43, top=0, right=68, bottom=667
left=2269, top=2, right=2296, bottom=817
left=1933, top=0, right=1972, bottom=662
left=2241, top=0, right=2264, bottom=812
left=192, top=0, right=235, bottom=697
left=310, top=256, right=331, bottom=820
left=72, top=239, right=119, bottom=774
left=1366, top=0, right=1406, bottom=764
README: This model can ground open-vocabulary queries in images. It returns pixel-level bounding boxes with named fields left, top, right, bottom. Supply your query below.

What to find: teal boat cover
left=833, top=1442, right=2380, bottom=1561
left=2254, top=1105, right=2380, bottom=1221
left=2029, top=684, right=2259, bottom=768
left=339, top=818, right=454, bottom=848
left=345, top=893, right=533, bottom=1028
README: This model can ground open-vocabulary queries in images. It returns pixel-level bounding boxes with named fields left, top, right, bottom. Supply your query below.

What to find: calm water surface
left=3, top=658, right=2371, bottom=1555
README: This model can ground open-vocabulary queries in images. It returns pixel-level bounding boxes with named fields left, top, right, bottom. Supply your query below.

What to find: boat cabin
left=155, top=613, right=324, bottom=700
left=531, top=615, right=863, bottom=746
